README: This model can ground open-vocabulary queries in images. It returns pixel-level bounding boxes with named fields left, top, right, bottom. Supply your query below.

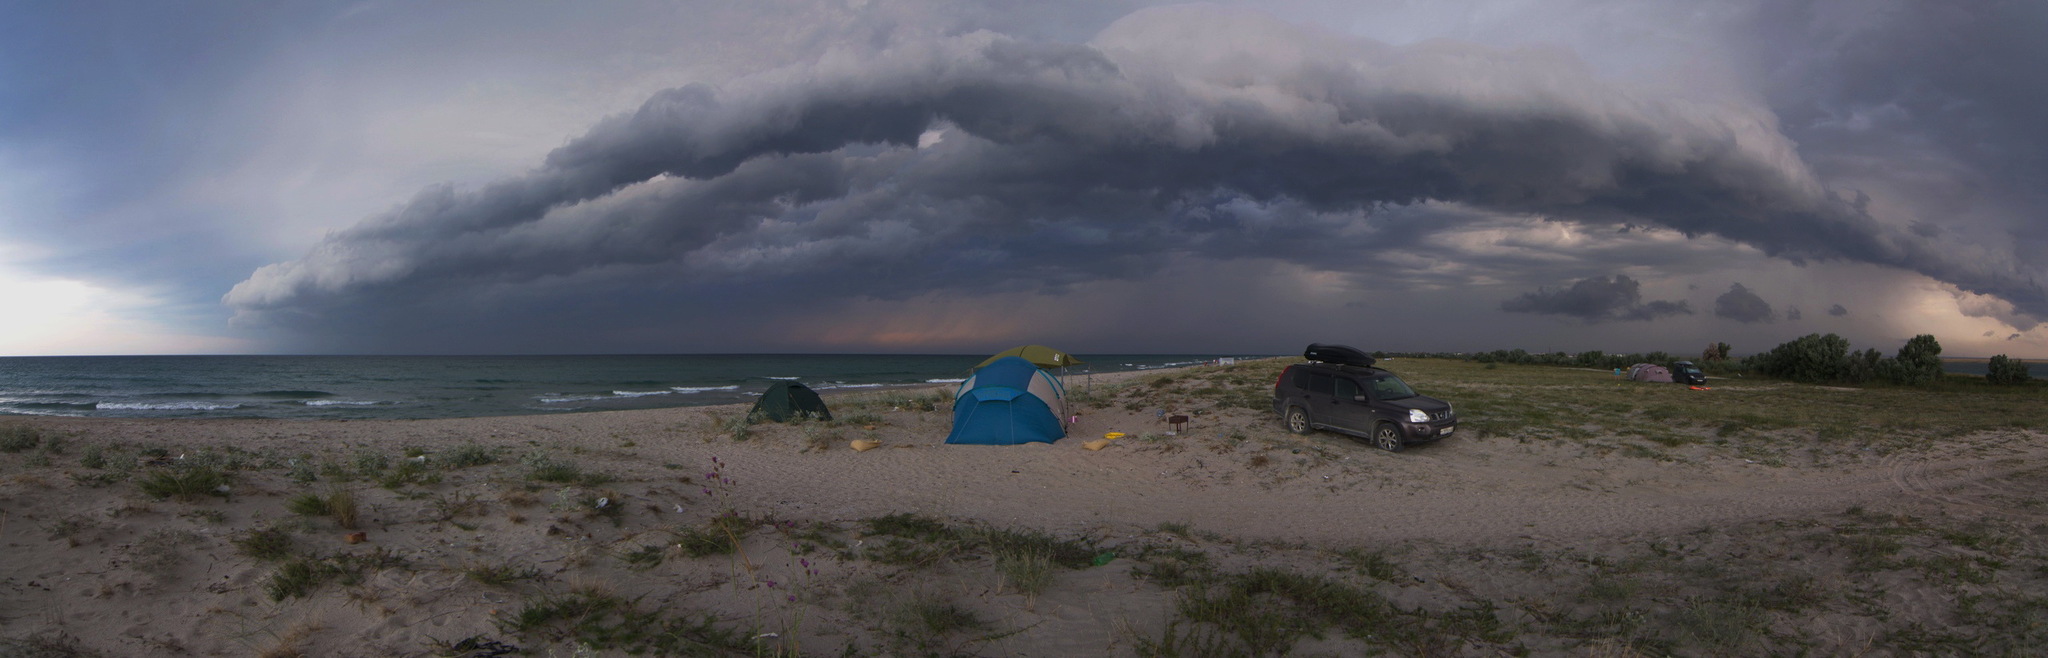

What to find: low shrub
left=137, top=468, right=229, bottom=501
left=0, top=425, right=42, bottom=453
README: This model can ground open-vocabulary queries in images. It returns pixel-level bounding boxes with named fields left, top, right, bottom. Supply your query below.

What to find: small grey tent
left=1627, top=363, right=1674, bottom=383
left=751, top=381, right=831, bottom=422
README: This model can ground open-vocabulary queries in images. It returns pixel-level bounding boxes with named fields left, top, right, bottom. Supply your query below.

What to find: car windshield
left=1678, top=366, right=1702, bottom=375
left=1367, top=375, right=1416, bottom=400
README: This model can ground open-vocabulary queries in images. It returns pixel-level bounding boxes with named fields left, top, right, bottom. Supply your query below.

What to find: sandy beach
left=3, top=359, right=2046, bottom=656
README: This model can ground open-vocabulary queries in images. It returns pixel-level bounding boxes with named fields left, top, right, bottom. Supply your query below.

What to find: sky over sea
left=2, top=1, right=2045, bottom=357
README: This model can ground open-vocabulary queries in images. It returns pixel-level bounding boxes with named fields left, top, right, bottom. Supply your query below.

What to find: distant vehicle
left=1670, top=360, right=1708, bottom=386
left=1272, top=344, right=1457, bottom=452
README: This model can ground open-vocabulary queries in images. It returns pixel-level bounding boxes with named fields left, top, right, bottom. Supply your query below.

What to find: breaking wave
left=97, top=401, right=242, bottom=411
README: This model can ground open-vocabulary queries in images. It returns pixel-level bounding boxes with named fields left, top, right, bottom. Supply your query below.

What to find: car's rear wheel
left=1285, top=407, right=1312, bottom=435
left=1373, top=423, right=1405, bottom=452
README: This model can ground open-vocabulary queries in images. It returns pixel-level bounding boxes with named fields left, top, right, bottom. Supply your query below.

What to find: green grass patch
left=618, top=544, right=668, bottom=570
left=137, top=467, right=229, bottom=501
left=284, top=492, right=331, bottom=516
left=523, top=454, right=610, bottom=486
left=439, top=443, right=499, bottom=468
left=1334, top=547, right=1403, bottom=582
left=497, top=588, right=748, bottom=655
left=376, top=460, right=440, bottom=489
left=670, top=525, right=739, bottom=558
left=975, top=527, right=1101, bottom=569
left=235, top=526, right=297, bottom=562
left=262, top=549, right=405, bottom=601
left=264, top=557, right=334, bottom=601
left=466, top=561, right=546, bottom=588
left=888, top=593, right=990, bottom=639
left=0, top=424, right=44, bottom=453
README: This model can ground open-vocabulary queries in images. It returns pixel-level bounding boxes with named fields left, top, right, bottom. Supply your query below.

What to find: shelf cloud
left=222, top=5, right=2047, bottom=347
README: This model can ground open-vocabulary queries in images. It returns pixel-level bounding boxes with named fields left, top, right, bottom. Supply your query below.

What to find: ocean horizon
left=0, top=353, right=1256, bottom=420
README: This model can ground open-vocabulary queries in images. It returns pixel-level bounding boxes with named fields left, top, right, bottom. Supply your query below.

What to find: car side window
left=1335, top=378, right=1360, bottom=401
left=1308, top=373, right=1335, bottom=396
left=1369, top=376, right=1416, bottom=399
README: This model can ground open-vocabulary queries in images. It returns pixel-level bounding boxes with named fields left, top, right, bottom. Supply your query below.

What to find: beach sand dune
left=3, top=363, right=2045, bottom=656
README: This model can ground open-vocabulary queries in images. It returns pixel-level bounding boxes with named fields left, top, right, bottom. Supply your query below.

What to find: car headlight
left=1408, top=409, right=1430, bottom=423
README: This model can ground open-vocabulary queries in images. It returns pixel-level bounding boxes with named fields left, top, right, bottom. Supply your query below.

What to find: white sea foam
left=536, top=394, right=607, bottom=403
left=304, top=399, right=386, bottom=407
left=670, top=385, right=740, bottom=393
left=97, top=401, right=241, bottom=411
left=612, top=390, right=674, bottom=398
left=925, top=378, right=966, bottom=383
left=0, top=406, right=81, bottom=417
left=814, top=383, right=886, bottom=390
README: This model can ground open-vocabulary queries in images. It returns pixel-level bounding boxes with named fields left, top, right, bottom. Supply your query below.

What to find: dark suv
left=1670, top=361, right=1707, bottom=386
left=1272, top=344, right=1457, bottom=452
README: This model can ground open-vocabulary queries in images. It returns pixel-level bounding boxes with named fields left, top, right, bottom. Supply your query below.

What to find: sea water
left=0, top=354, right=1235, bottom=420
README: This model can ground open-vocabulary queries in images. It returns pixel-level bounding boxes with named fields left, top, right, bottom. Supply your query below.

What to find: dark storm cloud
left=1828, top=304, right=1848, bottom=317
left=1786, top=306, right=1802, bottom=321
left=1500, top=274, right=1692, bottom=323
left=1713, top=283, right=1776, bottom=324
left=1754, top=1, right=2048, bottom=208
left=1743, top=1, right=2048, bottom=304
left=224, top=5, right=2048, bottom=344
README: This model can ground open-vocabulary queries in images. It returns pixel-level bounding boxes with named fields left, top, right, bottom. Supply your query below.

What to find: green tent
left=975, top=345, right=1086, bottom=370
left=750, top=381, right=832, bottom=422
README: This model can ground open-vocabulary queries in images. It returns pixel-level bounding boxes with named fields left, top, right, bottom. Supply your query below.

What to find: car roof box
left=1304, top=343, right=1375, bottom=368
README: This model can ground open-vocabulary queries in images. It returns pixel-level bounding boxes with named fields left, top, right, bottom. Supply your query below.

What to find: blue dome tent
left=944, top=356, right=1069, bottom=446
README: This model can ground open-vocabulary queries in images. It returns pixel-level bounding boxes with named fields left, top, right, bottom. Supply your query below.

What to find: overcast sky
left=3, top=0, right=2044, bottom=357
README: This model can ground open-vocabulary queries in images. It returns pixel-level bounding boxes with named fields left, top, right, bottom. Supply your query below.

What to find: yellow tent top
left=974, top=345, right=1085, bottom=370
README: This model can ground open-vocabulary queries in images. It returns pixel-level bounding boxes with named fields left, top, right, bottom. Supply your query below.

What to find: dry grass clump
left=40, top=514, right=102, bottom=548
left=465, top=560, right=546, bottom=588
left=130, top=529, right=206, bottom=575
left=253, top=620, right=321, bottom=658
left=235, top=526, right=297, bottom=562
left=0, top=628, right=97, bottom=657
left=284, top=488, right=359, bottom=529
left=496, top=584, right=749, bottom=655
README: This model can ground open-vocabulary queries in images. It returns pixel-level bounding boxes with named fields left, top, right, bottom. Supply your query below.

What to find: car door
left=1325, top=376, right=1376, bottom=434
left=1303, top=371, right=1338, bottom=428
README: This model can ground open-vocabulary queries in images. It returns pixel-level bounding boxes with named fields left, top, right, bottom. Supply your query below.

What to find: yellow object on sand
left=850, top=439, right=882, bottom=452
left=1103, top=432, right=1126, bottom=440
left=1082, top=438, right=1112, bottom=451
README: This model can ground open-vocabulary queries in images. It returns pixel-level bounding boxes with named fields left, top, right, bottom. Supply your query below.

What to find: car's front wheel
left=1285, top=407, right=1312, bottom=435
left=1373, top=423, right=1405, bottom=452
